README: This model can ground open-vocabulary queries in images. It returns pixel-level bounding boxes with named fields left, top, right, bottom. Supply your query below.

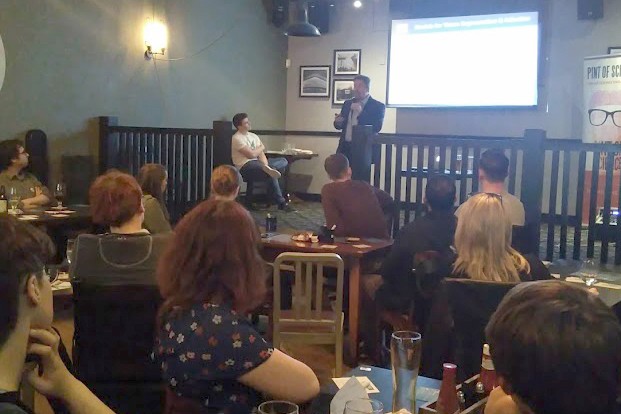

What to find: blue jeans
left=239, top=158, right=288, bottom=205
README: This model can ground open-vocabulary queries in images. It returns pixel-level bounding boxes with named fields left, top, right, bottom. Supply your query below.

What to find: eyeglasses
left=588, top=109, right=621, bottom=127
left=467, top=192, right=503, bottom=203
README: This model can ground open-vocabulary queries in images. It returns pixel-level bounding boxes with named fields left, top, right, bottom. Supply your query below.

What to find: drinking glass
left=581, top=258, right=599, bottom=287
left=257, top=401, right=299, bottom=414
left=391, top=331, right=422, bottom=414
left=8, top=187, right=20, bottom=214
left=344, top=399, right=384, bottom=414
left=54, top=183, right=66, bottom=209
left=66, top=239, right=76, bottom=267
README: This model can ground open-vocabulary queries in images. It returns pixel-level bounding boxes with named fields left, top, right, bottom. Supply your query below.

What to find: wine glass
left=54, top=183, right=66, bottom=209
left=8, top=187, right=20, bottom=214
left=344, top=399, right=384, bottom=414
left=581, top=258, right=599, bottom=288
left=257, top=401, right=299, bottom=414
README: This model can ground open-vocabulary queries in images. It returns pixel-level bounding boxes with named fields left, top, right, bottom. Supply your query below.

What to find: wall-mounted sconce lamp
left=144, top=20, right=167, bottom=60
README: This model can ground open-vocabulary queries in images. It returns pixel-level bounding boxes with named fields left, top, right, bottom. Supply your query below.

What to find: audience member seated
left=321, top=153, right=393, bottom=238
left=137, top=163, right=172, bottom=234
left=0, top=216, right=115, bottom=414
left=0, top=139, right=51, bottom=209
left=369, top=174, right=457, bottom=313
left=485, top=280, right=621, bottom=414
left=456, top=149, right=524, bottom=226
left=71, top=171, right=170, bottom=286
left=231, top=113, right=292, bottom=211
left=211, top=165, right=242, bottom=201
left=452, top=193, right=550, bottom=282
left=153, top=199, right=319, bottom=414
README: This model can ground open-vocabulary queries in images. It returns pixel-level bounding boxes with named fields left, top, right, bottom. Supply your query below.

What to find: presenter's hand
left=351, top=102, right=362, bottom=113
left=334, top=113, right=345, bottom=123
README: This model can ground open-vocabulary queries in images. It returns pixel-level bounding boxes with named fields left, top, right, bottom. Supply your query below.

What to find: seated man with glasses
left=456, top=149, right=524, bottom=227
left=0, top=139, right=51, bottom=210
left=0, top=216, right=115, bottom=414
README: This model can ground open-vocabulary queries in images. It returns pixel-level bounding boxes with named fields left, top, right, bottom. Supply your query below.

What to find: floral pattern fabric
left=153, top=303, right=274, bottom=414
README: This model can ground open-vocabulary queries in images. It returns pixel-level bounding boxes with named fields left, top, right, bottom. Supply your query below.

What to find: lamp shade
left=285, top=1, right=320, bottom=37
left=144, top=20, right=168, bottom=55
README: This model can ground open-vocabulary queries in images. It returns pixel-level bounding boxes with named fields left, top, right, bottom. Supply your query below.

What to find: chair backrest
left=273, top=253, right=344, bottom=328
left=444, top=278, right=520, bottom=380
left=512, top=224, right=536, bottom=255
left=72, top=281, right=163, bottom=383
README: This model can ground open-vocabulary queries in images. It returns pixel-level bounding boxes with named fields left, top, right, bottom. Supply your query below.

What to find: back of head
left=157, top=199, right=265, bottom=322
left=454, top=193, right=527, bottom=282
left=232, top=112, right=248, bottom=129
left=0, top=139, right=22, bottom=171
left=480, top=149, right=509, bottom=183
left=89, top=171, right=143, bottom=227
left=324, top=153, right=349, bottom=180
left=137, top=163, right=167, bottom=201
left=486, top=280, right=621, bottom=414
left=211, top=165, right=241, bottom=199
left=0, top=216, right=54, bottom=346
left=425, top=174, right=456, bottom=212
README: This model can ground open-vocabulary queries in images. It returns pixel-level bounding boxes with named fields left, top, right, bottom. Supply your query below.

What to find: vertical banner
left=582, top=54, right=621, bottom=224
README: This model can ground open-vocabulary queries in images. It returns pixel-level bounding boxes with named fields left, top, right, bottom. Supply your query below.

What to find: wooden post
left=521, top=129, right=546, bottom=256
left=212, top=120, right=234, bottom=168
left=98, top=116, right=118, bottom=174
left=351, top=125, right=374, bottom=182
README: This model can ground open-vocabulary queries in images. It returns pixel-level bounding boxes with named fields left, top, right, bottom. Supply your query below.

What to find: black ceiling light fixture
left=286, top=0, right=321, bottom=37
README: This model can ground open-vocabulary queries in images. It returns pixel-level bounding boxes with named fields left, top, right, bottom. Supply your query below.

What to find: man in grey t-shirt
left=455, top=149, right=525, bottom=226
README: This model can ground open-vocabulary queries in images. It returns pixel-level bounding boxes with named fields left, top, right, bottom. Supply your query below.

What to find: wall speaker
left=24, top=129, right=49, bottom=186
left=578, top=0, right=603, bottom=20
left=309, top=1, right=330, bottom=34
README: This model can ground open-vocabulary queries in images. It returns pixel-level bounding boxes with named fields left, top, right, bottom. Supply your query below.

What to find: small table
left=261, top=234, right=393, bottom=363
left=15, top=205, right=92, bottom=227
left=265, top=151, right=319, bottom=197
left=309, top=366, right=441, bottom=414
left=548, top=259, right=621, bottom=306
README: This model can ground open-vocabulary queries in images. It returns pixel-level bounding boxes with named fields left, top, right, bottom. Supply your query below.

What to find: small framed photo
left=608, top=47, right=621, bottom=55
left=333, top=79, right=355, bottom=105
left=334, top=49, right=361, bottom=75
left=299, top=66, right=331, bottom=97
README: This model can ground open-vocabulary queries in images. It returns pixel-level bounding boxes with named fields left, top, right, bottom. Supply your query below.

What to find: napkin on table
left=330, top=376, right=369, bottom=414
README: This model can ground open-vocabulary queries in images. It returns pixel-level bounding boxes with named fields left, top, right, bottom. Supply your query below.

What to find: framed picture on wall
left=608, top=47, right=621, bottom=55
left=333, top=49, right=361, bottom=75
left=299, top=66, right=331, bottom=97
left=333, top=79, right=355, bottom=105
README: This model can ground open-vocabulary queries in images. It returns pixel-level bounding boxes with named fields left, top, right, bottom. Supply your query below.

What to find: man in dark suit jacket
left=333, top=75, right=385, bottom=162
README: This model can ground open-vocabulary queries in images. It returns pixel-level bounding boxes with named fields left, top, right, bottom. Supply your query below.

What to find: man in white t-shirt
left=455, top=148, right=525, bottom=226
left=231, top=113, right=291, bottom=210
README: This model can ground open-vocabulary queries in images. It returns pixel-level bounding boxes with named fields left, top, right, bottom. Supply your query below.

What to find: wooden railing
left=100, top=117, right=621, bottom=264
left=99, top=117, right=213, bottom=222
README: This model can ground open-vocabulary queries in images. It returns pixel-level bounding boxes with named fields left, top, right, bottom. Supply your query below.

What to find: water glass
left=257, top=401, right=299, bottom=414
left=8, top=187, right=19, bottom=214
left=66, top=239, right=76, bottom=266
left=581, top=258, right=599, bottom=287
left=391, top=331, right=422, bottom=414
left=344, top=398, right=384, bottom=414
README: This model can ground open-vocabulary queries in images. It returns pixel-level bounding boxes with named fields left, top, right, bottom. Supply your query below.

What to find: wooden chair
left=272, top=252, right=345, bottom=376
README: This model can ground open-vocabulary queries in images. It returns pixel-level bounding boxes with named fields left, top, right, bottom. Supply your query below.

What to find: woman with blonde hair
left=452, top=193, right=550, bottom=282
left=210, top=164, right=242, bottom=201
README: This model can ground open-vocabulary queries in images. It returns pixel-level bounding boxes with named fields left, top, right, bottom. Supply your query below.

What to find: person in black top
left=485, top=280, right=621, bottom=414
left=366, top=174, right=457, bottom=312
left=0, top=216, right=115, bottom=414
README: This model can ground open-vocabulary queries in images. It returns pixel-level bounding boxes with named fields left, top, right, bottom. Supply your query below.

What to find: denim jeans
left=239, top=158, right=288, bottom=205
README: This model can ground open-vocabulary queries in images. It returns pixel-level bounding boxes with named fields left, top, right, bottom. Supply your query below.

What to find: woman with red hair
left=153, top=199, right=319, bottom=414
left=70, top=171, right=170, bottom=285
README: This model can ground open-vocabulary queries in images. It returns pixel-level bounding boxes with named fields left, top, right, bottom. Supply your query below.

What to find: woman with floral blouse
left=153, top=199, right=319, bottom=414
